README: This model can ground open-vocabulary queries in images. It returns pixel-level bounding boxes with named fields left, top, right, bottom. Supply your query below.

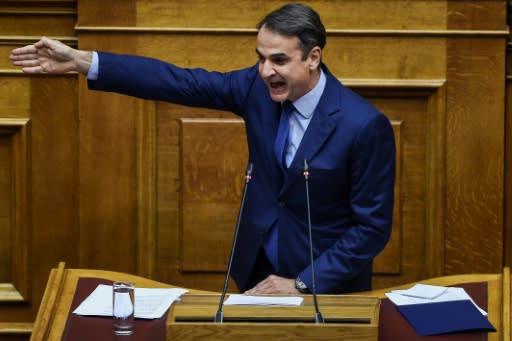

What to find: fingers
left=244, top=275, right=298, bottom=295
left=10, top=45, right=37, bottom=57
left=10, top=37, right=56, bottom=74
left=21, top=66, right=45, bottom=74
left=10, top=36, right=54, bottom=66
left=9, top=52, right=45, bottom=74
left=10, top=52, right=39, bottom=62
left=245, top=281, right=272, bottom=295
left=10, top=36, right=56, bottom=56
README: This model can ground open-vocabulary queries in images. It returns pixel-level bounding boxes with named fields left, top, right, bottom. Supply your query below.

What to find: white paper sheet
left=224, top=294, right=303, bottom=306
left=385, top=285, right=487, bottom=316
left=72, top=284, right=188, bottom=319
left=391, top=283, right=447, bottom=299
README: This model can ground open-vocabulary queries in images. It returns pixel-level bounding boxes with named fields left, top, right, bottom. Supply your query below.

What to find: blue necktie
left=266, top=102, right=294, bottom=271
left=274, top=101, right=293, bottom=170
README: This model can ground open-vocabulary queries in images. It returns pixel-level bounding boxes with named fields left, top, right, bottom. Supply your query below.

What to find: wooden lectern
left=168, top=294, right=379, bottom=340
left=31, top=262, right=380, bottom=340
left=32, top=262, right=511, bottom=341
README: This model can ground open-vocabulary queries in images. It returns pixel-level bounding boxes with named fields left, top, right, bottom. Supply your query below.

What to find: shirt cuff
left=86, top=51, right=99, bottom=80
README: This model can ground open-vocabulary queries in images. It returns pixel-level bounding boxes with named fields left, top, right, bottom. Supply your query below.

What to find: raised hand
left=9, top=36, right=92, bottom=75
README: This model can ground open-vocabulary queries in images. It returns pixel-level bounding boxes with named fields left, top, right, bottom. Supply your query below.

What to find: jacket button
left=278, top=201, right=286, bottom=208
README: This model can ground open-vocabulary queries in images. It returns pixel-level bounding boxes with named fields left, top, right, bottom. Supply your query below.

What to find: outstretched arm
left=10, top=36, right=93, bottom=75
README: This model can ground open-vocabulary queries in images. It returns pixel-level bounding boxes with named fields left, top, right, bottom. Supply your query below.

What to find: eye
left=273, top=58, right=286, bottom=65
left=271, top=55, right=290, bottom=66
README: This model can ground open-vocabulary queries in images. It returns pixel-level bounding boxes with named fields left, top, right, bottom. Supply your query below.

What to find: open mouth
left=269, top=81, right=286, bottom=93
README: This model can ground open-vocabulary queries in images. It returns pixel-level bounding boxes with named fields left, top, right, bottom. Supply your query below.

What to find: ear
left=308, top=46, right=322, bottom=70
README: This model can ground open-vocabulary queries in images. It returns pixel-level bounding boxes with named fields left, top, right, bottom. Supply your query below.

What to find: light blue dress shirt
left=87, top=51, right=99, bottom=80
left=285, top=70, right=326, bottom=167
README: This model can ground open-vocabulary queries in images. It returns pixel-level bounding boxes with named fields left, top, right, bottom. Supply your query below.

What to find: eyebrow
left=255, top=49, right=290, bottom=60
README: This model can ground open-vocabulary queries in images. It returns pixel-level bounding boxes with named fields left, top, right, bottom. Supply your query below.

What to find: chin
left=269, top=92, right=289, bottom=103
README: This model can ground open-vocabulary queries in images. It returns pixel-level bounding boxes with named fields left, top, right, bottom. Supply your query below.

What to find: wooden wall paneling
left=77, top=33, right=164, bottom=278
left=507, top=73, right=512, bottom=268
left=0, top=133, right=10, bottom=282
left=0, top=75, right=79, bottom=327
left=119, top=0, right=448, bottom=30
left=324, top=36, right=447, bottom=80
left=78, top=75, right=139, bottom=274
left=136, top=100, right=157, bottom=278
left=0, top=76, right=30, bottom=117
left=445, top=37, right=505, bottom=275
left=425, top=82, right=448, bottom=278
left=10, top=117, right=29, bottom=304
left=154, top=101, right=182, bottom=285
left=29, top=75, right=79, bottom=312
left=372, top=120, right=402, bottom=275
left=0, top=117, right=30, bottom=305
left=447, top=0, right=506, bottom=30
left=155, top=106, right=244, bottom=291
left=0, top=0, right=78, bottom=333
left=445, top=0, right=507, bottom=273
left=0, top=1, right=76, bottom=37
left=179, top=118, right=247, bottom=272
left=77, top=0, right=136, bottom=27
left=0, top=71, right=32, bottom=329
left=505, top=2, right=512, bottom=270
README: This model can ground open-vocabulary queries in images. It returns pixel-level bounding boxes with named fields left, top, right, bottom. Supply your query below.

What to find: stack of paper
left=73, top=284, right=188, bottom=319
left=224, top=294, right=303, bottom=306
left=385, top=284, right=495, bottom=336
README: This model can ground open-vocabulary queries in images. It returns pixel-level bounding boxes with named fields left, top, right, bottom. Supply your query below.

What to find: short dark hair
left=257, top=3, right=326, bottom=60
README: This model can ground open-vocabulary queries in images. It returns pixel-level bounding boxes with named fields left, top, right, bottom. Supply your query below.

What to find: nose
left=259, top=60, right=275, bottom=78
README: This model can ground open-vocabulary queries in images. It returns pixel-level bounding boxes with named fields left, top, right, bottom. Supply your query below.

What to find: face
left=256, top=26, right=321, bottom=103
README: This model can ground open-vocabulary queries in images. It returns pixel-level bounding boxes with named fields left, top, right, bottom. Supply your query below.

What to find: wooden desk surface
left=362, top=268, right=511, bottom=341
left=30, top=262, right=211, bottom=341
left=30, top=263, right=510, bottom=341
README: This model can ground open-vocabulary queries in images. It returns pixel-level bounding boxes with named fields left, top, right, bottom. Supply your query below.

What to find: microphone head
left=246, top=162, right=254, bottom=175
left=303, top=159, right=309, bottom=178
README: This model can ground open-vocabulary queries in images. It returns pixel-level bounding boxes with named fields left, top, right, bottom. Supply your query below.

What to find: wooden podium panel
left=30, top=262, right=208, bottom=341
left=31, top=263, right=510, bottom=341
left=31, top=263, right=379, bottom=341
left=168, top=294, right=379, bottom=340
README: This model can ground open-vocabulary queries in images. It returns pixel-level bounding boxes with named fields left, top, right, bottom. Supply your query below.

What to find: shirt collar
left=291, top=69, right=326, bottom=119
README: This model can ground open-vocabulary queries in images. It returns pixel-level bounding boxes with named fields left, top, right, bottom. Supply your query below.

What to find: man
left=10, top=3, right=395, bottom=295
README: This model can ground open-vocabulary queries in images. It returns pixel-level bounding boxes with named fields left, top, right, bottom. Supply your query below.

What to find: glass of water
left=112, top=281, right=135, bottom=336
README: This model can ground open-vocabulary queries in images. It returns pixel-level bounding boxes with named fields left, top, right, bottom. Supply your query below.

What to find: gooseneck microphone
left=214, top=162, right=254, bottom=323
left=303, top=159, right=324, bottom=324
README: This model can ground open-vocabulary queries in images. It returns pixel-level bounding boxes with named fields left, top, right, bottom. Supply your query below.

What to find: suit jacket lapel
left=280, top=70, right=340, bottom=192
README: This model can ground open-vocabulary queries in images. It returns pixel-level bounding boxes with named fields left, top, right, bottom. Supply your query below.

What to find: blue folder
left=396, top=299, right=496, bottom=336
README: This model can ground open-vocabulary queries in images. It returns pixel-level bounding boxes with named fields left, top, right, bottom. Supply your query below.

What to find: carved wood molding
left=136, top=101, right=156, bottom=278
left=0, top=0, right=75, bottom=14
left=0, top=322, right=32, bottom=335
left=342, top=79, right=446, bottom=89
left=347, top=79, right=447, bottom=99
left=0, top=118, right=30, bottom=303
left=0, top=35, right=77, bottom=48
left=75, top=26, right=509, bottom=37
left=0, top=283, right=23, bottom=302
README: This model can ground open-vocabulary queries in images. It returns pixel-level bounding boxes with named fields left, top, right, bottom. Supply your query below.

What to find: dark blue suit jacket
left=89, top=52, right=396, bottom=294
